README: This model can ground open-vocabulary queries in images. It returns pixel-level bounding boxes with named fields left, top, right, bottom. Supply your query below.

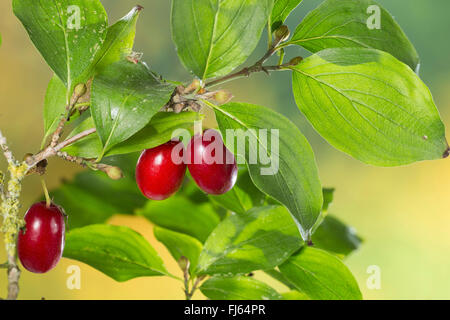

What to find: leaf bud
left=273, top=25, right=290, bottom=44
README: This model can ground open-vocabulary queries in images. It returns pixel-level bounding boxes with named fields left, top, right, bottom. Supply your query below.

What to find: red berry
left=136, top=141, right=187, bottom=200
left=17, top=202, right=65, bottom=274
left=187, top=129, right=238, bottom=195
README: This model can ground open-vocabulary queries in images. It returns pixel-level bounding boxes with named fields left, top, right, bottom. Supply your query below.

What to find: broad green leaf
left=154, top=226, right=203, bottom=273
left=270, top=0, right=303, bottom=31
left=208, top=168, right=266, bottom=214
left=63, top=112, right=199, bottom=158
left=322, top=188, right=334, bottom=212
left=281, top=290, right=310, bottom=300
left=196, top=206, right=302, bottom=276
left=313, top=215, right=362, bottom=258
left=62, top=117, right=102, bottom=158
left=291, top=48, right=449, bottom=166
left=106, top=112, right=199, bottom=156
left=287, top=0, right=419, bottom=71
left=200, top=276, right=283, bottom=300
left=49, top=169, right=145, bottom=229
left=171, top=0, right=274, bottom=79
left=43, top=75, right=68, bottom=145
left=63, top=224, right=169, bottom=282
left=279, top=247, right=362, bottom=300
left=13, top=0, right=108, bottom=90
left=264, top=269, right=296, bottom=289
left=91, top=61, right=176, bottom=156
left=213, top=102, right=323, bottom=240
left=137, top=197, right=221, bottom=243
left=95, top=6, right=142, bottom=71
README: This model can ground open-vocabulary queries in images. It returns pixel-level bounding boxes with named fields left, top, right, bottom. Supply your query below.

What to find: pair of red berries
left=136, top=129, right=238, bottom=200
left=17, top=201, right=65, bottom=274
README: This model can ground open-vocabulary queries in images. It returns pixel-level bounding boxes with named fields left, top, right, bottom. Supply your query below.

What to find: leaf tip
left=443, top=146, right=450, bottom=159
left=135, top=5, right=144, bottom=12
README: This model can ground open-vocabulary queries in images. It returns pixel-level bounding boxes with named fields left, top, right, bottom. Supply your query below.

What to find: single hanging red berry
left=17, top=201, right=65, bottom=274
left=187, top=129, right=238, bottom=195
left=136, top=140, right=187, bottom=200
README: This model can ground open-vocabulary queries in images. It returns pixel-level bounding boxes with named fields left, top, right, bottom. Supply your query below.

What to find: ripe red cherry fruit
left=136, top=140, right=187, bottom=200
left=187, top=129, right=238, bottom=195
left=17, top=201, right=65, bottom=274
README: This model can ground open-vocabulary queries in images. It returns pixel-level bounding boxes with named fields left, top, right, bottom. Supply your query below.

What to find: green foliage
left=91, top=61, right=175, bottom=158
left=137, top=197, right=221, bottom=243
left=196, top=206, right=302, bottom=276
left=13, top=0, right=108, bottom=91
left=63, top=112, right=200, bottom=158
left=271, top=0, right=303, bottom=31
left=95, top=6, right=142, bottom=71
left=287, top=0, right=419, bottom=71
left=214, top=102, right=323, bottom=240
left=171, top=0, right=274, bottom=79
left=64, top=224, right=169, bottom=282
left=200, top=276, right=282, bottom=300
left=14, top=0, right=448, bottom=301
left=279, top=247, right=362, bottom=300
left=42, top=75, right=69, bottom=145
left=208, top=168, right=266, bottom=214
left=313, top=215, right=362, bottom=258
left=281, top=290, right=310, bottom=300
left=154, top=226, right=203, bottom=273
left=291, top=48, right=448, bottom=166
left=49, top=167, right=144, bottom=229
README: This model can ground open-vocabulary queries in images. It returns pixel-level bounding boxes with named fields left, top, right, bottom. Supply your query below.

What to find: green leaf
left=137, top=197, right=221, bottom=243
left=63, top=224, right=169, bottom=282
left=13, top=0, right=108, bottom=90
left=213, top=102, right=323, bottom=240
left=106, top=112, right=199, bottom=156
left=62, top=117, right=102, bottom=158
left=291, top=48, right=449, bottom=166
left=200, top=276, right=283, bottom=300
left=43, top=75, right=68, bottom=145
left=91, top=61, right=176, bottom=156
left=63, top=112, right=199, bottom=158
left=281, top=290, right=310, bottom=300
left=171, top=0, right=274, bottom=79
left=196, top=206, right=302, bottom=276
left=95, top=6, right=142, bottom=71
left=287, top=0, right=419, bottom=71
left=208, top=168, right=266, bottom=214
left=313, top=215, right=362, bottom=258
left=49, top=168, right=145, bottom=229
left=271, top=0, right=303, bottom=31
left=322, top=188, right=334, bottom=213
left=279, top=247, right=362, bottom=300
left=154, top=226, right=203, bottom=273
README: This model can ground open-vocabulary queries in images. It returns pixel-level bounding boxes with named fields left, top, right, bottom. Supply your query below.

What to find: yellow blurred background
left=1, top=0, right=450, bottom=299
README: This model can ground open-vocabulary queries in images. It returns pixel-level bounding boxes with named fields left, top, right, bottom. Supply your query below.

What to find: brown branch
left=205, top=62, right=294, bottom=88
left=49, top=84, right=87, bottom=148
left=27, top=128, right=97, bottom=169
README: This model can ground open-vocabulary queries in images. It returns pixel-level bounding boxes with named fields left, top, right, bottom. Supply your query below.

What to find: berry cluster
left=136, top=129, right=238, bottom=200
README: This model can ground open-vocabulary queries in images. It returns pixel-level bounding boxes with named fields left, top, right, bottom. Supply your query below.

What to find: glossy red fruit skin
left=136, top=141, right=187, bottom=200
left=187, top=130, right=238, bottom=195
left=17, top=202, right=65, bottom=274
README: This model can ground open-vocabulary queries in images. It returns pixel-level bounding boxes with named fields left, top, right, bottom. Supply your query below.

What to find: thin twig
left=49, top=84, right=87, bottom=148
left=187, top=276, right=205, bottom=300
left=27, top=128, right=96, bottom=169
left=6, top=253, right=20, bottom=300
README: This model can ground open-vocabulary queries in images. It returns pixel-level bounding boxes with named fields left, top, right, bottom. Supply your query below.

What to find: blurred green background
left=1, top=0, right=450, bottom=299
